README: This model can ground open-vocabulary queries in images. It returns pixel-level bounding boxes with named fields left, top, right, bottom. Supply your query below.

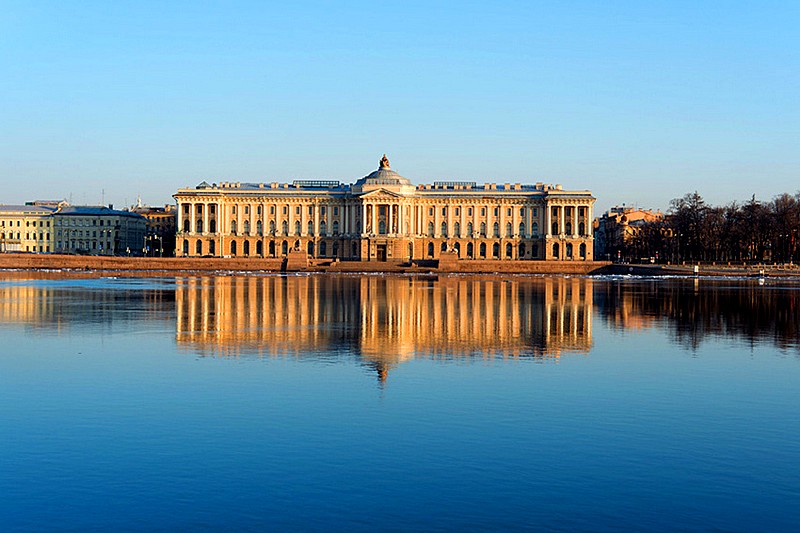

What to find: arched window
left=243, top=220, right=251, bottom=235
left=466, top=222, right=473, bottom=236
left=453, top=242, right=460, bottom=256
left=552, top=243, right=559, bottom=259
left=479, top=242, right=487, bottom=258
left=518, top=243, right=526, bottom=258
left=552, top=221, right=559, bottom=235
left=579, top=222, right=586, bottom=236
left=320, top=221, right=327, bottom=235
left=307, top=221, right=314, bottom=235
left=256, top=241, right=263, bottom=256
left=493, top=222, right=500, bottom=238
left=427, top=242, right=434, bottom=257
left=269, top=241, right=275, bottom=256
left=454, top=222, right=461, bottom=237
left=566, top=243, right=573, bottom=257
left=492, top=242, right=500, bottom=258
left=480, top=222, right=486, bottom=237
left=209, top=240, right=215, bottom=255
left=378, top=220, right=386, bottom=234
left=441, top=222, right=447, bottom=237
left=565, top=222, right=572, bottom=235
left=320, top=241, right=327, bottom=256
left=333, top=241, right=339, bottom=256
left=519, top=223, right=525, bottom=237
left=182, top=240, right=189, bottom=255
left=243, top=240, right=250, bottom=256
left=294, top=221, right=301, bottom=235
left=408, top=242, right=414, bottom=259
left=269, top=220, right=276, bottom=234
left=441, top=242, right=447, bottom=253
left=281, top=240, right=288, bottom=255
left=531, top=222, right=538, bottom=236
left=467, top=242, right=474, bottom=258
left=332, top=221, right=339, bottom=235
left=307, top=241, right=314, bottom=257
left=256, top=220, right=263, bottom=235
left=196, top=219, right=203, bottom=233
left=579, top=243, right=587, bottom=258
left=209, top=220, right=217, bottom=233
left=230, top=220, right=237, bottom=235
left=281, top=221, right=288, bottom=234
left=427, top=222, right=435, bottom=237
left=231, top=240, right=237, bottom=256
left=506, top=222, right=513, bottom=237
left=505, top=243, right=512, bottom=258
left=183, top=220, right=190, bottom=232
left=195, top=240, right=202, bottom=255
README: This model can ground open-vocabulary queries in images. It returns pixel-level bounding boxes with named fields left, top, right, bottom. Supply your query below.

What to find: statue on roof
left=379, top=154, right=390, bottom=169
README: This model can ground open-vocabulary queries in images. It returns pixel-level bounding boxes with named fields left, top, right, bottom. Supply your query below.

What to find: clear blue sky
left=1, top=0, right=798, bottom=213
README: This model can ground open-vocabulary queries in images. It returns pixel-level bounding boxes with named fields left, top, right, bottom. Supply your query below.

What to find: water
left=1, top=272, right=799, bottom=532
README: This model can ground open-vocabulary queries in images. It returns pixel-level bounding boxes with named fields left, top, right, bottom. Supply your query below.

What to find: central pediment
left=357, top=188, right=407, bottom=199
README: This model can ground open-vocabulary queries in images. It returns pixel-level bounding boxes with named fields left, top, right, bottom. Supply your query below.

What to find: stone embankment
left=0, top=253, right=611, bottom=275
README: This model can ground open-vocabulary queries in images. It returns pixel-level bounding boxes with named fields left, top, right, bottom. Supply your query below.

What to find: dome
left=352, top=155, right=414, bottom=192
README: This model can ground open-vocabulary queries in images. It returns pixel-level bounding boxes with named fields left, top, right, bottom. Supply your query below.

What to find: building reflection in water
left=175, top=275, right=594, bottom=382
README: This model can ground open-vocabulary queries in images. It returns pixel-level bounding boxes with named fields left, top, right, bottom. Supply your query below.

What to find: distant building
left=131, top=204, right=177, bottom=257
left=594, top=206, right=663, bottom=260
left=0, top=205, right=56, bottom=253
left=174, top=155, right=596, bottom=261
left=53, top=206, right=147, bottom=255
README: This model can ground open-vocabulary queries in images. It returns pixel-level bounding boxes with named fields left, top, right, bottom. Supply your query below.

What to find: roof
left=56, top=206, right=146, bottom=219
left=0, top=205, right=56, bottom=214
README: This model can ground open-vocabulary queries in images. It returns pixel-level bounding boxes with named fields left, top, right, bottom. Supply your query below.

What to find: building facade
left=132, top=204, right=177, bottom=257
left=174, top=156, right=595, bottom=261
left=593, top=206, right=664, bottom=261
left=0, top=205, right=56, bottom=253
left=53, top=206, right=147, bottom=255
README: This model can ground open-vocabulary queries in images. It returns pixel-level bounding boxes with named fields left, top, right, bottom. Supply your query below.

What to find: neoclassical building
left=174, top=156, right=595, bottom=261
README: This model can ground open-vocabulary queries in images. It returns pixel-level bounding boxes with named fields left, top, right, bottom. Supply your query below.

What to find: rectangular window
left=308, top=206, right=313, bottom=215
left=455, top=207, right=460, bottom=216
left=183, top=205, right=189, bottom=214
left=210, top=205, right=216, bottom=214
left=481, top=207, right=486, bottom=216
left=333, top=207, right=339, bottom=216
left=321, top=206, right=327, bottom=216
left=270, top=205, right=275, bottom=214
left=245, top=206, right=250, bottom=215
left=507, top=208, right=512, bottom=216
left=533, top=208, right=538, bottom=217
left=494, top=207, right=499, bottom=216
left=196, top=205, right=202, bottom=214
left=232, top=206, right=237, bottom=214
left=429, top=207, right=434, bottom=216
left=283, top=206, right=288, bottom=215
left=295, top=206, right=300, bottom=215
left=441, top=207, right=447, bottom=216
left=468, top=207, right=473, bottom=216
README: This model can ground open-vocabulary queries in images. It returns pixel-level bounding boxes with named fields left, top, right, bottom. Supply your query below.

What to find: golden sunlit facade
left=174, top=156, right=595, bottom=262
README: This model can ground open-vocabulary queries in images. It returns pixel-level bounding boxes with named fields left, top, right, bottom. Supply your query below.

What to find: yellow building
left=0, top=205, right=55, bottom=253
left=174, top=155, right=595, bottom=261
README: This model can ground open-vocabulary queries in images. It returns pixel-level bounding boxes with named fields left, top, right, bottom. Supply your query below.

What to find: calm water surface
left=1, top=272, right=799, bottom=532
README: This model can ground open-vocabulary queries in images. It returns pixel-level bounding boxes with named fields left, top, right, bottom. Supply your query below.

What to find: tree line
left=621, top=192, right=800, bottom=264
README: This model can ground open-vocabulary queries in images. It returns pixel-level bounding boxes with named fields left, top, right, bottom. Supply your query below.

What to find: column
left=190, top=202, right=196, bottom=235
left=572, top=205, right=578, bottom=238
left=545, top=204, right=552, bottom=237
left=372, top=204, right=377, bottom=236
left=560, top=205, right=565, bottom=236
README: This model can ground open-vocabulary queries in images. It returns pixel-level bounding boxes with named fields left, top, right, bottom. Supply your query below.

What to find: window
left=455, top=207, right=460, bottom=216
left=307, top=221, right=314, bottom=235
left=427, top=222, right=435, bottom=237
left=441, top=207, right=447, bottom=216
left=481, top=207, right=486, bottom=216
left=244, top=220, right=251, bottom=234
left=294, top=221, right=301, bottom=235
left=441, top=222, right=447, bottom=236
left=196, top=204, right=203, bottom=214
left=507, top=208, right=512, bottom=217
left=295, top=206, right=301, bottom=215
left=506, top=222, right=512, bottom=237
left=270, top=205, right=275, bottom=215
left=429, top=207, right=434, bottom=216
left=332, top=221, right=339, bottom=235
left=494, top=207, right=499, bottom=216
left=333, top=207, right=339, bottom=216
left=321, top=206, right=326, bottom=216
left=480, top=222, right=486, bottom=237
left=283, top=206, right=288, bottom=215
left=210, top=205, right=216, bottom=214
left=257, top=206, right=262, bottom=215
left=183, top=205, right=189, bottom=214
left=466, top=222, right=473, bottom=236
left=232, top=206, right=237, bottom=214
left=493, top=222, right=500, bottom=237
left=454, top=222, right=461, bottom=237
left=468, top=207, right=473, bottom=216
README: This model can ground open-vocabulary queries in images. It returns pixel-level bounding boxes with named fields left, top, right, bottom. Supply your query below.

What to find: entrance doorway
left=376, top=244, right=387, bottom=261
